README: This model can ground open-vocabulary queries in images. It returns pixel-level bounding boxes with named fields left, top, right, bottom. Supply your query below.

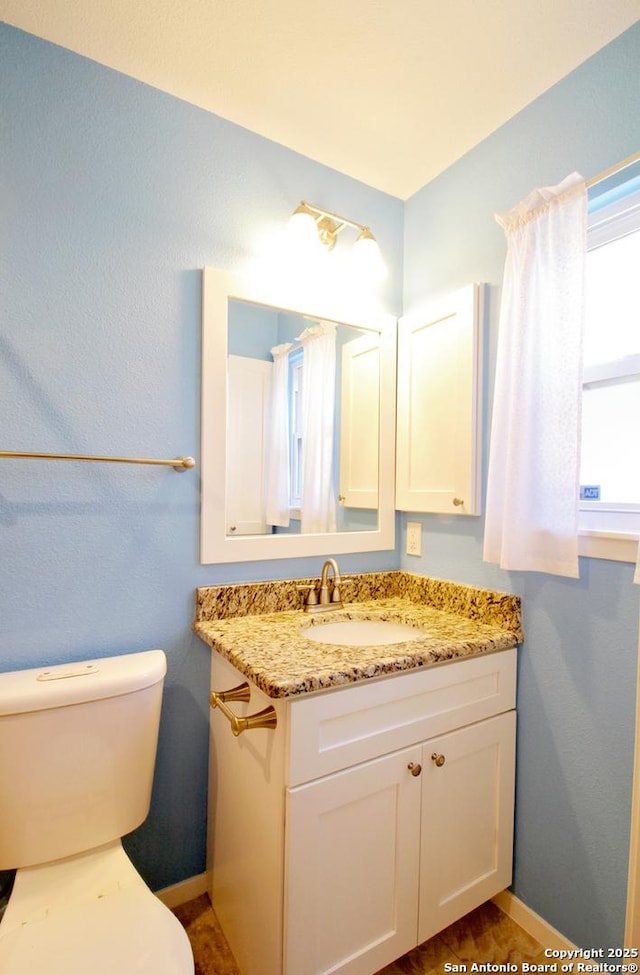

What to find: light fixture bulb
left=352, top=228, right=387, bottom=283
left=288, top=202, right=322, bottom=254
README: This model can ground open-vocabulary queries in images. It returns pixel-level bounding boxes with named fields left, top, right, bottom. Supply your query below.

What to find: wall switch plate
left=406, top=521, right=422, bottom=557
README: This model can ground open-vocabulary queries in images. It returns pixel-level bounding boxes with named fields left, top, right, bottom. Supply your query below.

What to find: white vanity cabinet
left=207, top=648, right=516, bottom=975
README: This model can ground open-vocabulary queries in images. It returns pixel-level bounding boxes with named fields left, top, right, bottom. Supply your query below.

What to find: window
left=579, top=178, right=640, bottom=560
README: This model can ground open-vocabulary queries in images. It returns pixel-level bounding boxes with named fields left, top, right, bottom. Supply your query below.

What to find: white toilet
left=0, top=649, right=194, bottom=974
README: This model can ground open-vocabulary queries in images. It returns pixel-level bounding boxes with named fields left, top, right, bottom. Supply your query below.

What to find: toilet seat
left=0, top=842, right=193, bottom=975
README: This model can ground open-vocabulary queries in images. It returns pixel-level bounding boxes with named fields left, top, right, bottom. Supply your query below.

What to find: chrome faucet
left=298, top=558, right=344, bottom=613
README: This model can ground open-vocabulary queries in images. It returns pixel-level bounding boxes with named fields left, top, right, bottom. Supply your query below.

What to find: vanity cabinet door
left=418, top=710, right=516, bottom=943
left=284, top=744, right=422, bottom=975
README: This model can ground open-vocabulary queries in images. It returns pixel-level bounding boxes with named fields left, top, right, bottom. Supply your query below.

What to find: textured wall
left=402, top=22, right=640, bottom=947
left=0, top=23, right=403, bottom=890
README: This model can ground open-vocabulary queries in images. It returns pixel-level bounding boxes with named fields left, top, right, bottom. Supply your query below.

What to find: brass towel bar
left=210, top=681, right=278, bottom=737
left=0, top=451, right=195, bottom=471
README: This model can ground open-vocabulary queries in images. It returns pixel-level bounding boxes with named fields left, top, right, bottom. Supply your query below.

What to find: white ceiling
left=2, top=0, right=639, bottom=199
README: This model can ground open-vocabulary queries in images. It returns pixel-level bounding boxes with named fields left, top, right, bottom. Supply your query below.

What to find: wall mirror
left=200, top=267, right=397, bottom=563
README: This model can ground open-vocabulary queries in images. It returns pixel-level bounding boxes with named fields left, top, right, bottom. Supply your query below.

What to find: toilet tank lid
left=0, top=649, right=167, bottom=716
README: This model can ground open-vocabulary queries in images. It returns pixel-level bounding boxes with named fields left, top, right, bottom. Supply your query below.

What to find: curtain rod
left=0, top=451, right=195, bottom=471
left=586, top=151, right=640, bottom=189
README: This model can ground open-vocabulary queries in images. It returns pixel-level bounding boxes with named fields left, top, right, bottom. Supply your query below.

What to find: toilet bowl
left=0, top=650, right=194, bottom=974
left=0, top=842, right=193, bottom=974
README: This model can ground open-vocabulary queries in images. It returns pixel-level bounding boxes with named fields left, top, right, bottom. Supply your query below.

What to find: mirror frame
left=200, top=267, right=397, bottom=564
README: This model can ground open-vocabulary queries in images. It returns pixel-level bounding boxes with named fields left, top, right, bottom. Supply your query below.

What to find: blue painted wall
left=402, top=23, right=640, bottom=947
left=2, top=14, right=640, bottom=951
left=0, top=24, right=402, bottom=891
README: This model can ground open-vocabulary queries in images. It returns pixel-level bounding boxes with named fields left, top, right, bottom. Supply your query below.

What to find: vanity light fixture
left=289, top=201, right=387, bottom=280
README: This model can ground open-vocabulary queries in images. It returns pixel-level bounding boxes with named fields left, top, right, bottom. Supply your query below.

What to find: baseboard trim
left=155, top=877, right=574, bottom=946
left=156, top=872, right=208, bottom=909
left=492, top=891, right=576, bottom=950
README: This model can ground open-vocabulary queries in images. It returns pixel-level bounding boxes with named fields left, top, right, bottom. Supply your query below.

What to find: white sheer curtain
left=264, top=343, right=292, bottom=528
left=483, top=172, right=588, bottom=578
left=298, top=322, right=337, bottom=534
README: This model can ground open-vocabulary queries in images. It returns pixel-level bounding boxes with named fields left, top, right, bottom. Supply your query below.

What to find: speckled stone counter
left=194, top=571, right=522, bottom=699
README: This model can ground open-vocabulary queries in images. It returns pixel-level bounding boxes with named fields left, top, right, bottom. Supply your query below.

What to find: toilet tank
left=0, top=649, right=167, bottom=870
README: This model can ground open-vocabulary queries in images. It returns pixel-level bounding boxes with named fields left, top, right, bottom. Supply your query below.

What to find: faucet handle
left=336, top=574, right=354, bottom=587
left=330, top=582, right=342, bottom=603
left=296, top=584, right=318, bottom=608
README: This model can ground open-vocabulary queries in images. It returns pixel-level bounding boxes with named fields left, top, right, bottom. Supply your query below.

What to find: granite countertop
left=194, top=572, right=522, bottom=699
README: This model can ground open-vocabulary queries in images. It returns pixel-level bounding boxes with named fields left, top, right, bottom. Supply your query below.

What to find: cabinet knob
left=452, top=497, right=464, bottom=507
left=407, top=762, right=422, bottom=777
left=431, top=753, right=446, bottom=767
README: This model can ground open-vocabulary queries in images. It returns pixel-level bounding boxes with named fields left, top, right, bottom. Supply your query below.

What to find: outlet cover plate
left=406, top=521, right=422, bottom=557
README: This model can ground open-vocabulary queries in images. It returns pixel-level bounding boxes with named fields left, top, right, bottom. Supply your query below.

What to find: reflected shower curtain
left=298, top=322, right=337, bottom=534
left=265, top=343, right=292, bottom=528
left=483, top=172, right=587, bottom=577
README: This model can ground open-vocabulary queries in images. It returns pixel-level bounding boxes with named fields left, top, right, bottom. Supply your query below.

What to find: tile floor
left=173, top=895, right=547, bottom=975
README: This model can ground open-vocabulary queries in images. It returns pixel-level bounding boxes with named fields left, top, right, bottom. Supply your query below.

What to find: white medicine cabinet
left=395, top=283, right=485, bottom=516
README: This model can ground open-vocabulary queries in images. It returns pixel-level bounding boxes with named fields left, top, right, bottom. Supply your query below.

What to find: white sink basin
left=301, top=619, right=424, bottom=647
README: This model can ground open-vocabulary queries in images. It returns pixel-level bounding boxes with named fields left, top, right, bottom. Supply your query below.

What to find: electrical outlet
left=406, top=521, right=422, bottom=557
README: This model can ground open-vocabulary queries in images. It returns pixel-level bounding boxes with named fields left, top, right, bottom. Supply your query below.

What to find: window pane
left=585, top=228, right=640, bottom=366
left=580, top=378, right=640, bottom=503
